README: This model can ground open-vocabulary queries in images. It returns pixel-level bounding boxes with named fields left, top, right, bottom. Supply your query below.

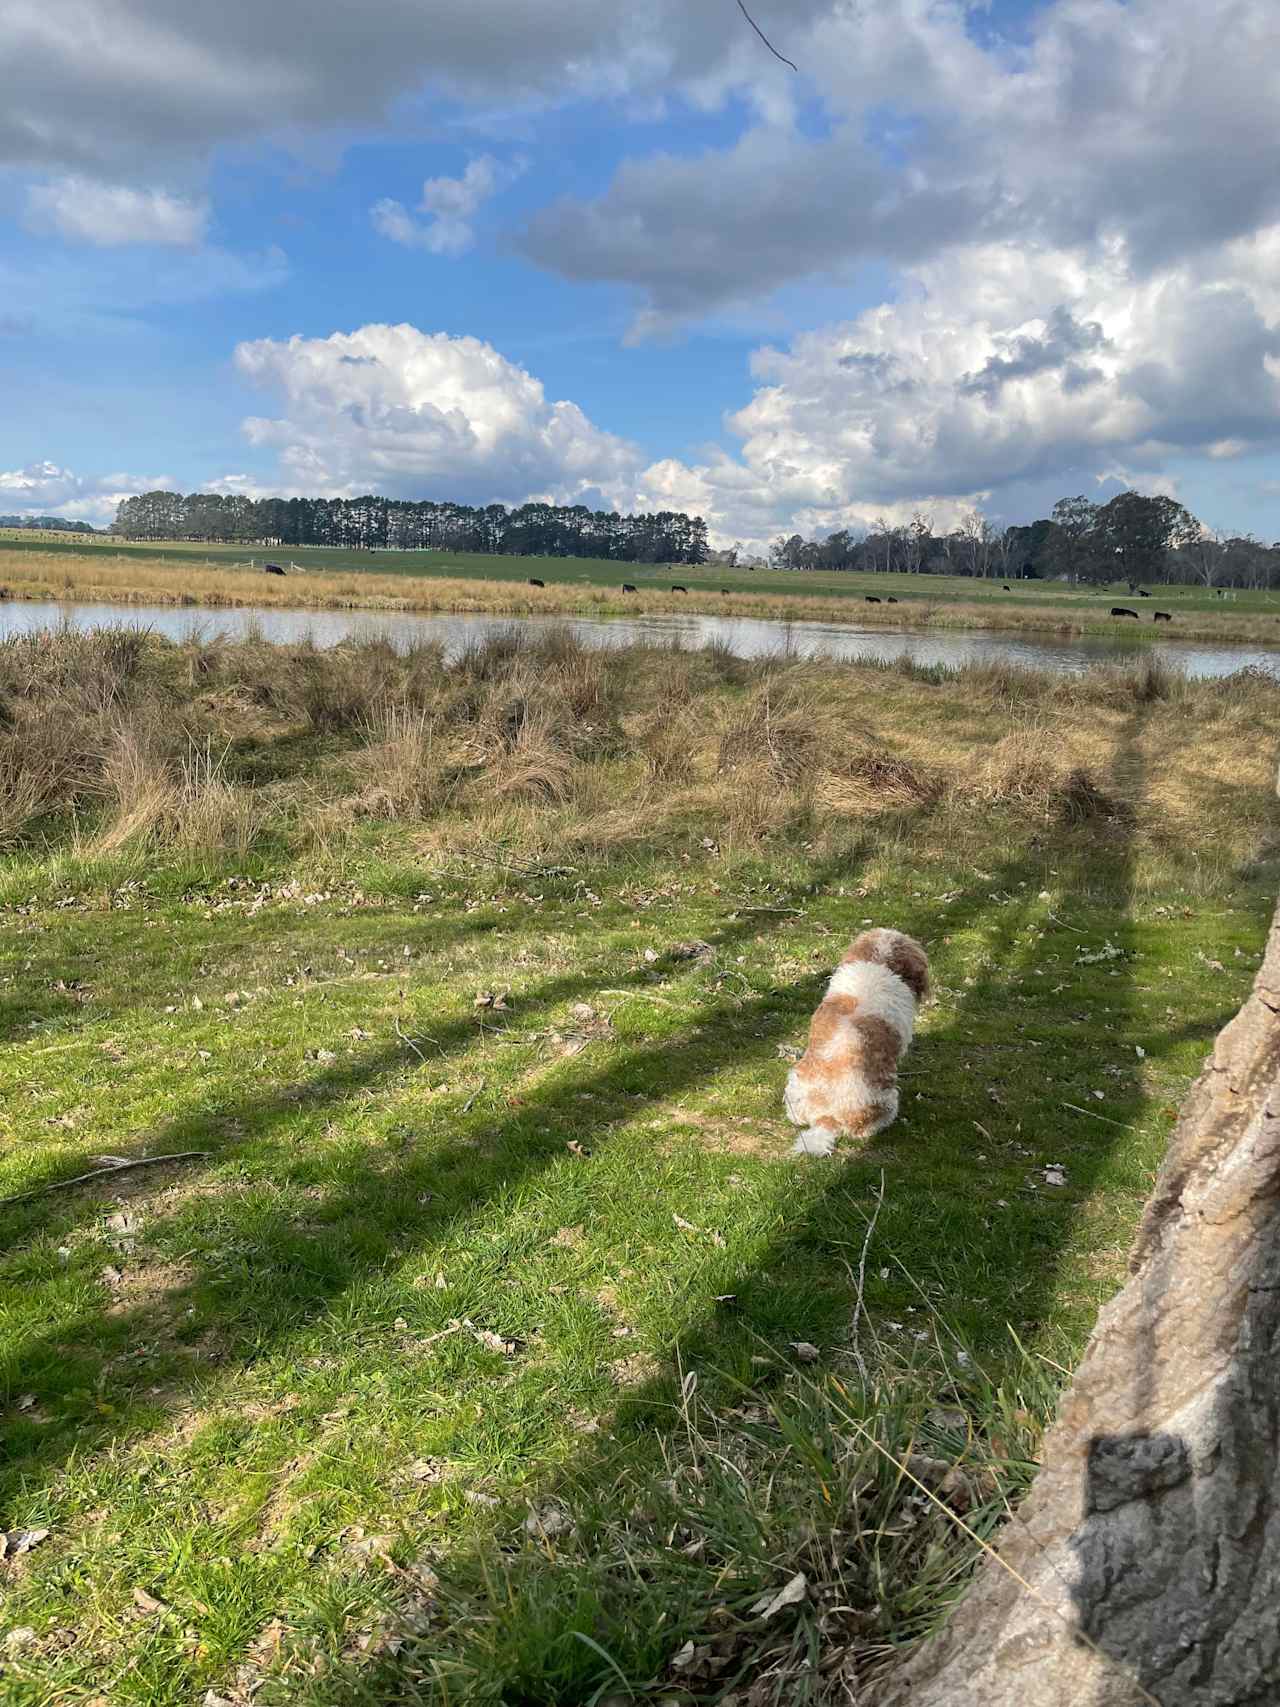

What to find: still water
left=1, top=599, right=1276, bottom=681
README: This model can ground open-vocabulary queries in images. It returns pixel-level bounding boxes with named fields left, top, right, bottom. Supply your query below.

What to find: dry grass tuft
left=960, top=728, right=1120, bottom=823
left=718, top=679, right=824, bottom=788
left=92, top=726, right=259, bottom=855
left=355, top=700, right=446, bottom=820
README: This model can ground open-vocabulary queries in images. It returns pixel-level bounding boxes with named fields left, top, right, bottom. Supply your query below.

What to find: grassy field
left=0, top=531, right=1277, bottom=647
left=0, top=627, right=1275, bottom=1704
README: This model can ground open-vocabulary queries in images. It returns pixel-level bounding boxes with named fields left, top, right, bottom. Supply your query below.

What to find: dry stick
left=847, top=1168, right=886, bottom=1384
left=843, top=1418, right=1164, bottom=1707
left=394, top=1017, right=428, bottom=1064
left=0, top=1152, right=209, bottom=1208
left=461, top=1079, right=486, bottom=1115
left=735, top=0, right=799, bottom=71
left=1063, top=1100, right=1132, bottom=1129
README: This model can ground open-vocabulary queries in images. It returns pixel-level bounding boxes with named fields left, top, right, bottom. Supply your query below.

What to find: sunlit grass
left=0, top=631, right=1274, bottom=1703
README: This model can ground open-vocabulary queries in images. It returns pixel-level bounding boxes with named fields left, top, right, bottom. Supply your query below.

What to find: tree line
left=0, top=514, right=97, bottom=533
left=110, top=491, right=710, bottom=564
left=771, top=491, right=1280, bottom=589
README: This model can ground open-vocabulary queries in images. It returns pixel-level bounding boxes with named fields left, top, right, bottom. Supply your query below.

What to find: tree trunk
left=877, top=879, right=1280, bottom=1707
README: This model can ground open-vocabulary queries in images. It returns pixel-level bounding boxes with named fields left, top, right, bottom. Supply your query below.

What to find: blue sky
left=2, top=0, right=1279, bottom=548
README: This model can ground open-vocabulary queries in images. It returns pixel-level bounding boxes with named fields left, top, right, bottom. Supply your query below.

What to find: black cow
left=1111, top=606, right=1139, bottom=619
left=1153, top=610, right=1173, bottom=622
left=264, top=563, right=286, bottom=576
left=1137, top=588, right=1150, bottom=597
left=528, top=577, right=545, bottom=588
left=865, top=595, right=881, bottom=604
left=886, top=596, right=899, bottom=604
left=621, top=583, right=637, bottom=593
left=720, top=588, right=730, bottom=594
left=671, top=584, right=687, bottom=593
left=1216, top=589, right=1224, bottom=598
left=1002, top=584, right=1012, bottom=591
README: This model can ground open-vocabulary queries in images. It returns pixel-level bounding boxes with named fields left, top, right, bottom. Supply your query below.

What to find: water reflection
left=0, top=599, right=1275, bottom=681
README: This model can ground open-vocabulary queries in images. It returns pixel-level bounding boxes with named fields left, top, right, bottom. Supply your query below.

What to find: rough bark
left=876, top=891, right=1280, bottom=1707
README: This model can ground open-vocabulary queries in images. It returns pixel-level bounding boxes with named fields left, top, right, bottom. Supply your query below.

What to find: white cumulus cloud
left=0, top=461, right=174, bottom=524
left=23, top=177, right=209, bottom=246
left=371, top=155, right=522, bottom=256
left=232, top=323, right=640, bottom=508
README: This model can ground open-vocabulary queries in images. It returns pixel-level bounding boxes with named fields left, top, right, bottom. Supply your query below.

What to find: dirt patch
left=657, top=1107, right=793, bottom=1158
left=101, top=1258, right=195, bottom=1314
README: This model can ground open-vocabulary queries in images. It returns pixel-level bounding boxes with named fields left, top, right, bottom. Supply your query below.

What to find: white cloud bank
left=0, top=462, right=173, bottom=525
left=225, top=265, right=1280, bottom=552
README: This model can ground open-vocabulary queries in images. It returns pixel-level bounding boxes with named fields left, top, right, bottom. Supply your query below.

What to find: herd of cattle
left=263, top=561, right=1180, bottom=620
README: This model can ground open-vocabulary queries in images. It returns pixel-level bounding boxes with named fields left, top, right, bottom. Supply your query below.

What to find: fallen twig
left=847, top=1169, right=885, bottom=1383
left=395, top=1017, right=429, bottom=1064
left=461, top=1080, right=486, bottom=1114
left=1, top=1152, right=209, bottom=1207
left=1062, top=1101, right=1131, bottom=1129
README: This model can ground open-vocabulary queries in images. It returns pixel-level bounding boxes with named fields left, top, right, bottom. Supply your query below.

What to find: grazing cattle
left=1137, top=588, right=1150, bottom=597
left=621, top=583, right=637, bottom=593
left=264, top=563, right=286, bottom=576
left=528, top=577, right=545, bottom=588
left=1111, top=606, right=1139, bottom=619
left=1002, top=584, right=1012, bottom=591
left=1154, top=610, right=1173, bottom=622
left=720, top=588, right=730, bottom=594
left=671, top=584, right=687, bottom=593
left=865, top=595, right=882, bottom=604
left=886, top=596, right=899, bottom=604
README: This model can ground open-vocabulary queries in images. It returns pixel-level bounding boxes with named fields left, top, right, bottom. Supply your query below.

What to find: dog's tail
left=792, top=1123, right=839, bottom=1158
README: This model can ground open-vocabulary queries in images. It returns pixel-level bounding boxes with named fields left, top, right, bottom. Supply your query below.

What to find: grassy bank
left=2, top=536, right=1279, bottom=647
left=0, top=628, right=1275, bottom=1704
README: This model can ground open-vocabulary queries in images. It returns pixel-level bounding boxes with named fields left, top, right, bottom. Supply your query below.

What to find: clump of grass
left=284, top=1342, right=1053, bottom=1706
left=355, top=699, right=446, bottom=820
left=718, top=679, right=823, bottom=788
left=824, top=742, right=942, bottom=810
left=960, top=728, right=1118, bottom=824
left=91, top=724, right=259, bottom=855
left=298, top=643, right=401, bottom=733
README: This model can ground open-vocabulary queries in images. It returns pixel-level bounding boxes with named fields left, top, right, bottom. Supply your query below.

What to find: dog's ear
left=840, top=930, right=879, bottom=966
left=886, top=936, right=930, bottom=1001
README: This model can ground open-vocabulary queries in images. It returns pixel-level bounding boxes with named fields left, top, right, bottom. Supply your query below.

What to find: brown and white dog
left=784, top=928, right=929, bottom=1156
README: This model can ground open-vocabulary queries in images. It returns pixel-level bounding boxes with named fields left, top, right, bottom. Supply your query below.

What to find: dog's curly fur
left=784, top=927, right=929, bottom=1156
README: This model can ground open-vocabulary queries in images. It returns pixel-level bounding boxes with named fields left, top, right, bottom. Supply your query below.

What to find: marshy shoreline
left=2, top=542, right=1279, bottom=651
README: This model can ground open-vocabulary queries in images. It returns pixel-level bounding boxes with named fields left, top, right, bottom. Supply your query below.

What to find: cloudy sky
left=2, top=0, right=1279, bottom=547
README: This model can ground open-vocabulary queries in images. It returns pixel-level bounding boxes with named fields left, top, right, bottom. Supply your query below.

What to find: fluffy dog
left=784, top=928, right=929, bottom=1156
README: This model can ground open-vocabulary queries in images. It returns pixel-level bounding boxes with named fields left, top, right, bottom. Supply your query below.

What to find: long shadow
left=0, top=846, right=879, bottom=1507
left=287, top=716, right=1180, bottom=1703
left=0, top=883, right=550, bottom=1049
left=8, top=712, right=1255, bottom=1702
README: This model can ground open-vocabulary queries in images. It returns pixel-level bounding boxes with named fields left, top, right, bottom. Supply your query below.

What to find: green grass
left=0, top=630, right=1274, bottom=1703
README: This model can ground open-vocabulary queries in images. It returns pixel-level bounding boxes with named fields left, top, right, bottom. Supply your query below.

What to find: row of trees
left=771, top=491, right=1280, bottom=589
left=110, top=492, right=710, bottom=564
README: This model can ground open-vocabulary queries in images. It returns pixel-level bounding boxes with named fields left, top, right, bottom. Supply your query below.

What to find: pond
left=1, top=599, right=1276, bottom=680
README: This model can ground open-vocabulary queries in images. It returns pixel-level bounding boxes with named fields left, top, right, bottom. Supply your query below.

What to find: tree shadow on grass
left=0, top=846, right=883, bottom=1507
left=0, top=882, right=555, bottom=1049
left=277, top=715, right=1207, bottom=1705
left=5, top=714, right=1262, bottom=1704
